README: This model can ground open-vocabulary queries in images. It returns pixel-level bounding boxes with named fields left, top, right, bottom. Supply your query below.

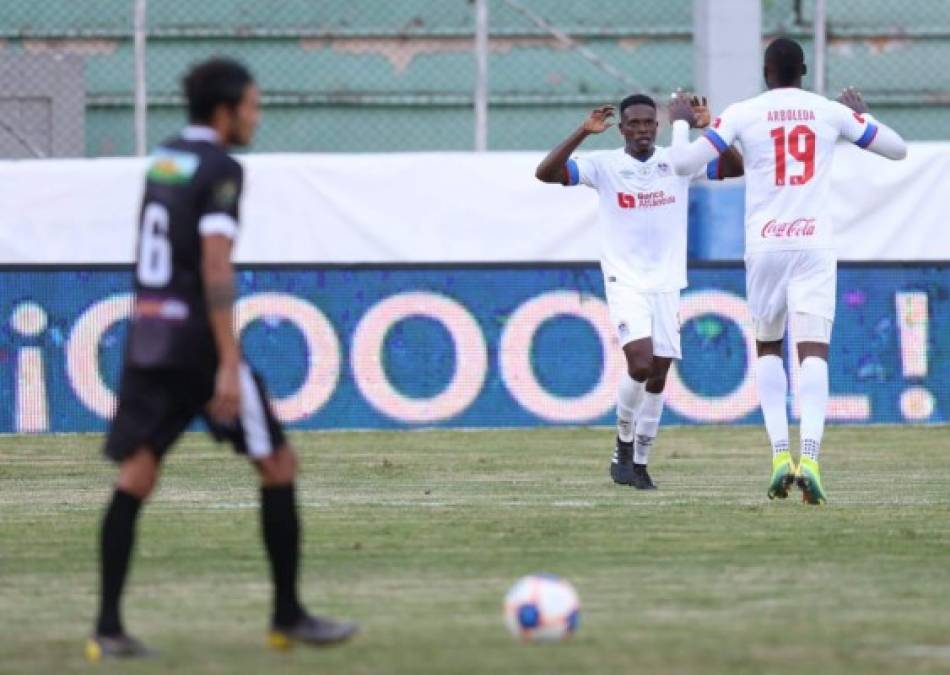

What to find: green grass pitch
left=1, top=426, right=949, bottom=674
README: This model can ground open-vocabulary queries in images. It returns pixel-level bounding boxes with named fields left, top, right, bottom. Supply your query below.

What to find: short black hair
left=764, top=37, right=806, bottom=86
left=620, top=93, right=656, bottom=114
left=183, top=58, right=254, bottom=124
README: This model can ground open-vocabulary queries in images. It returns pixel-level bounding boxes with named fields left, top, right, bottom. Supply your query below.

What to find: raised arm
left=837, top=87, right=907, bottom=160
left=666, top=96, right=722, bottom=176
left=687, top=94, right=744, bottom=178
left=535, top=106, right=614, bottom=184
left=716, top=147, right=745, bottom=178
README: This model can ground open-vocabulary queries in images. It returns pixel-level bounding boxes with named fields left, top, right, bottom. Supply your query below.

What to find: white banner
left=1, top=145, right=948, bottom=263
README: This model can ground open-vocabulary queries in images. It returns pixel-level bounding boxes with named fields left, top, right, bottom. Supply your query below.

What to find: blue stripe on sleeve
left=565, top=159, right=580, bottom=185
left=855, top=123, right=879, bottom=149
left=706, top=157, right=720, bottom=180
left=703, top=129, right=729, bottom=153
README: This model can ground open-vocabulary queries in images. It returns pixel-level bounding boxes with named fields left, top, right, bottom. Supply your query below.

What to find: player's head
left=764, top=37, right=807, bottom=89
left=183, top=58, right=260, bottom=147
left=618, top=93, right=657, bottom=155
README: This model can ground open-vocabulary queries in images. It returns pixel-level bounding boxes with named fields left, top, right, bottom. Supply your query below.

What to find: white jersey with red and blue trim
left=565, top=146, right=709, bottom=292
left=703, top=87, right=879, bottom=254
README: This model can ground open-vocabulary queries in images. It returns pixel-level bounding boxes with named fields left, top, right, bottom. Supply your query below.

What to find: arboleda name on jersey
left=766, top=108, right=816, bottom=122
left=146, top=148, right=200, bottom=185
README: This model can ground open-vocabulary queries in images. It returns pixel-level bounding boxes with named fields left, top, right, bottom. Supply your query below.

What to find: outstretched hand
left=582, top=105, right=615, bottom=134
left=837, top=86, right=869, bottom=114
left=689, top=94, right=711, bottom=128
left=667, top=90, right=697, bottom=128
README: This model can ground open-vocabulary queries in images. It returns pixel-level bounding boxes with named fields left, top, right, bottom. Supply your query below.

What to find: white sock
left=755, top=354, right=790, bottom=456
left=634, top=392, right=664, bottom=465
left=616, top=372, right=646, bottom=443
left=799, top=356, right=829, bottom=462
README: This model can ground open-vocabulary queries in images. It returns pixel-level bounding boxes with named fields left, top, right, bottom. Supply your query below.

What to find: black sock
left=261, top=484, right=304, bottom=627
left=96, top=489, right=143, bottom=636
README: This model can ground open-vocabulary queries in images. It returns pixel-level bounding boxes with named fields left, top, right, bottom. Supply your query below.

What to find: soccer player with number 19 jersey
left=668, top=38, right=907, bottom=504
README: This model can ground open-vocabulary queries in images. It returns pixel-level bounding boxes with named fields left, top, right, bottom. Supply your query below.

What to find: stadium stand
left=0, top=1, right=946, bottom=155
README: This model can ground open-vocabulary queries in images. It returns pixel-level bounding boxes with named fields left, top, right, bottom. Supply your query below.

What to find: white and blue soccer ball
left=503, top=574, right=580, bottom=642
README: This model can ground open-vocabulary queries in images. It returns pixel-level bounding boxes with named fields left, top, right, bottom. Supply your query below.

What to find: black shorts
left=104, top=362, right=286, bottom=462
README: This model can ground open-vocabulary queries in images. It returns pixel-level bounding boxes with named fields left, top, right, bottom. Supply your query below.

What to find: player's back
left=713, top=88, right=877, bottom=254
left=127, top=128, right=243, bottom=369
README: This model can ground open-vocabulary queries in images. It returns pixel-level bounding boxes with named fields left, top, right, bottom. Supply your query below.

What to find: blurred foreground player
left=535, top=94, right=742, bottom=489
left=86, top=58, right=357, bottom=661
left=668, top=37, right=907, bottom=504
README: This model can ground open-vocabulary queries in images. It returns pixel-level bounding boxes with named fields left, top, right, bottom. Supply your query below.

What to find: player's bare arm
left=202, top=233, right=240, bottom=422
left=535, top=106, right=614, bottom=184
left=717, top=148, right=744, bottom=178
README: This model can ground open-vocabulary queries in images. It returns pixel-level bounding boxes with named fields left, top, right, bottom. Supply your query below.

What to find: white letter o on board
left=350, top=292, right=487, bottom=423
left=499, top=291, right=623, bottom=422
left=236, top=293, right=341, bottom=423
left=664, top=290, right=759, bottom=422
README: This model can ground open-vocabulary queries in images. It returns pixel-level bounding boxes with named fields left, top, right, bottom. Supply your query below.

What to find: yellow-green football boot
left=796, top=456, right=828, bottom=505
left=767, top=450, right=796, bottom=500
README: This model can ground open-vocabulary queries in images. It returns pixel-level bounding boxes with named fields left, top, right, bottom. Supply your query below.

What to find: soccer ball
left=503, top=574, right=580, bottom=642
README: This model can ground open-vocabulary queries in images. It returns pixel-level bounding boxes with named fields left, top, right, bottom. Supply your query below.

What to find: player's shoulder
left=145, top=138, right=203, bottom=186
left=573, top=147, right=622, bottom=175
left=191, top=142, right=242, bottom=183
left=578, top=147, right=622, bottom=162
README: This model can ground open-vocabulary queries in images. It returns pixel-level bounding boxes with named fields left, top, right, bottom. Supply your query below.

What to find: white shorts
left=604, top=282, right=681, bottom=358
left=745, top=249, right=836, bottom=343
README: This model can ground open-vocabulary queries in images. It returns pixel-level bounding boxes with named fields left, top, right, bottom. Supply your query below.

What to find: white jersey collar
left=181, top=125, right=221, bottom=144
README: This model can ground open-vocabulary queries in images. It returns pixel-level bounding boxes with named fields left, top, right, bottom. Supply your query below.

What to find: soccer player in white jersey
left=536, top=93, right=743, bottom=489
left=667, top=38, right=907, bottom=504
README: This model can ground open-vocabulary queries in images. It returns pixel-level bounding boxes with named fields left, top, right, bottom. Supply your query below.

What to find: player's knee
left=646, top=373, right=667, bottom=394
left=756, top=339, right=783, bottom=358
left=258, top=447, right=297, bottom=486
left=627, top=360, right=652, bottom=382
left=117, top=466, right=158, bottom=499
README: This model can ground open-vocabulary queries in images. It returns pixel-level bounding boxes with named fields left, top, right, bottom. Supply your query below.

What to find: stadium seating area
left=0, top=1, right=947, bottom=155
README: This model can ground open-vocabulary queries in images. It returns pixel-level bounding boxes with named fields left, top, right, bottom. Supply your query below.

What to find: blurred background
left=1, top=0, right=948, bottom=158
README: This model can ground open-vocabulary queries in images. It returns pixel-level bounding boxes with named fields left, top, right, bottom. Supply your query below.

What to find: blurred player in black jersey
left=86, top=58, right=357, bottom=661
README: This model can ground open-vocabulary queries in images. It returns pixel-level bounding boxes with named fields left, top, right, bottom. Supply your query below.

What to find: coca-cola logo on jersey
left=760, top=218, right=816, bottom=238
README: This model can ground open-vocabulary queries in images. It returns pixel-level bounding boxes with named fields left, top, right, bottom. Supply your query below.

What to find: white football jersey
left=704, top=87, right=879, bottom=254
left=567, top=146, right=707, bottom=291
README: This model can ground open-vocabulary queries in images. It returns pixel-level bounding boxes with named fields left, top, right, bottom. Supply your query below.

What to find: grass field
left=1, top=426, right=949, bottom=675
